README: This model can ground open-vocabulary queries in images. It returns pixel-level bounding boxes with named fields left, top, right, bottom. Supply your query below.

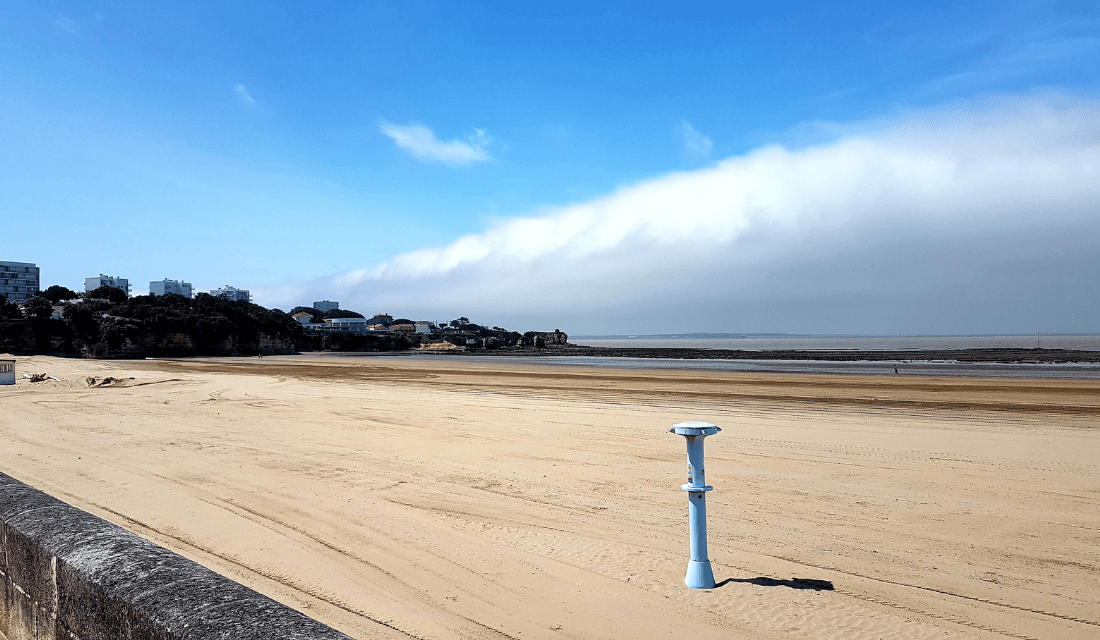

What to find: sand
left=1, top=354, right=1098, bottom=640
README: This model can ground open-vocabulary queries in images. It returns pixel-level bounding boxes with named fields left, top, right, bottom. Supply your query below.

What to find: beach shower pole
left=670, top=421, right=721, bottom=589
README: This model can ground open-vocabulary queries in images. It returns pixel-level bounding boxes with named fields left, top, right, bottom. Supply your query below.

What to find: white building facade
left=324, top=317, right=370, bottom=333
left=0, top=261, right=40, bottom=302
left=149, top=279, right=193, bottom=298
left=313, top=300, right=339, bottom=312
left=84, top=274, right=131, bottom=297
left=210, top=286, right=251, bottom=302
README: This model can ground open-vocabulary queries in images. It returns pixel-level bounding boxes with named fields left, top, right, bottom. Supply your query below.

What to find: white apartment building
left=325, top=317, right=370, bottom=333
left=84, top=274, right=131, bottom=297
left=149, top=279, right=193, bottom=298
left=299, top=317, right=374, bottom=334
left=414, top=321, right=435, bottom=334
left=0, top=261, right=40, bottom=302
left=210, top=285, right=252, bottom=302
left=313, top=300, right=339, bottom=312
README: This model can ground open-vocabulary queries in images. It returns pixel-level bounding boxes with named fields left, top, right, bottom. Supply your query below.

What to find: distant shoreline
left=570, top=333, right=1100, bottom=340
left=428, top=345, right=1100, bottom=364
left=15, top=345, right=1100, bottom=365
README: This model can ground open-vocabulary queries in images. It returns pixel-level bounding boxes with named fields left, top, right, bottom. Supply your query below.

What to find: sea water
left=331, top=334, right=1100, bottom=380
left=571, top=334, right=1100, bottom=351
left=432, top=355, right=1100, bottom=380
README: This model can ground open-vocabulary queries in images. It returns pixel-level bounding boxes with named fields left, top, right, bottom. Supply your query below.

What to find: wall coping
left=0, top=471, right=354, bottom=640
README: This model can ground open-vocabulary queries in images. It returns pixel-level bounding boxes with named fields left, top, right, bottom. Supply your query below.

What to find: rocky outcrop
left=320, top=332, right=410, bottom=352
left=522, top=330, right=569, bottom=347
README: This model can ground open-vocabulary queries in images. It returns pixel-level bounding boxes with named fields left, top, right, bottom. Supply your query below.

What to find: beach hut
left=0, top=359, right=15, bottom=385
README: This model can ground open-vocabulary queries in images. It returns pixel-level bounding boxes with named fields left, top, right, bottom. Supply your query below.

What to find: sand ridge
left=1, top=354, right=1098, bottom=639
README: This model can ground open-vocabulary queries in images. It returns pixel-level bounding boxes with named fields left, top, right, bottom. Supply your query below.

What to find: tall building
left=210, top=285, right=251, bottom=302
left=313, top=300, right=339, bottom=313
left=0, top=261, right=40, bottom=302
left=84, top=274, right=131, bottom=297
left=149, top=279, right=193, bottom=298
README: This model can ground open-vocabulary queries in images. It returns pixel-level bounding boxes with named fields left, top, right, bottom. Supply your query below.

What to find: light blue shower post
left=670, top=421, right=721, bottom=589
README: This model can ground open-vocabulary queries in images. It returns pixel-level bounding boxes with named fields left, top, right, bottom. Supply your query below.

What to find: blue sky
left=2, top=2, right=1099, bottom=333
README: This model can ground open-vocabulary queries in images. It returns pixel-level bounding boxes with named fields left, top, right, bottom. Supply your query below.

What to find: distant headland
left=3, top=285, right=1097, bottom=364
left=0, top=289, right=567, bottom=359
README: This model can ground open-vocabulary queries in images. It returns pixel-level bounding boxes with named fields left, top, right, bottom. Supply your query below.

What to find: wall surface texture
left=0, top=471, right=353, bottom=640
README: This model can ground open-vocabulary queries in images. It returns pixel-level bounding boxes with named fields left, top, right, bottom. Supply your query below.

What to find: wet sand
left=1, top=354, right=1098, bottom=639
left=440, top=344, right=1100, bottom=364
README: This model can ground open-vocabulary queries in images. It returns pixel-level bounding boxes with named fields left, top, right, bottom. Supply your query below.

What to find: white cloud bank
left=379, top=121, right=492, bottom=166
left=271, top=96, right=1100, bottom=334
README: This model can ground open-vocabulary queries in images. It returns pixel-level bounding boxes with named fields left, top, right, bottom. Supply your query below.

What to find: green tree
left=22, top=296, right=54, bottom=321
left=42, top=285, right=79, bottom=303
left=323, top=309, right=365, bottom=319
left=0, top=295, right=21, bottom=319
left=84, top=285, right=128, bottom=304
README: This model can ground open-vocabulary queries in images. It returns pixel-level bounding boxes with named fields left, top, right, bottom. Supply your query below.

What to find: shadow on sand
left=716, top=577, right=834, bottom=591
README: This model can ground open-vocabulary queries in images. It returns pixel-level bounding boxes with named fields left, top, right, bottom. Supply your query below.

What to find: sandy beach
left=1, top=354, right=1098, bottom=640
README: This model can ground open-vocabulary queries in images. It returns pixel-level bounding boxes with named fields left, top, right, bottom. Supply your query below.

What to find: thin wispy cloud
left=679, top=120, right=713, bottom=161
left=379, top=121, right=492, bottom=167
left=904, top=16, right=1100, bottom=99
left=925, top=37, right=1100, bottom=96
left=276, top=96, right=1100, bottom=334
left=51, top=13, right=81, bottom=35
left=235, top=84, right=256, bottom=106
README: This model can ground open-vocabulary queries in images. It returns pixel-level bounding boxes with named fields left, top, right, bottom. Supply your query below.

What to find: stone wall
left=0, top=471, right=352, bottom=640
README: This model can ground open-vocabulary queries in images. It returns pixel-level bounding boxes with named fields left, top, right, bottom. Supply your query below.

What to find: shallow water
left=342, top=352, right=1100, bottom=380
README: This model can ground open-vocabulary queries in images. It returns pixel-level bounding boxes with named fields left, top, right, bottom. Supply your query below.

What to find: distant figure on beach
left=894, top=365, right=899, bottom=376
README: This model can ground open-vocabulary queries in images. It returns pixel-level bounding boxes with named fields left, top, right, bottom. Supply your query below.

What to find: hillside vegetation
left=0, top=292, right=407, bottom=358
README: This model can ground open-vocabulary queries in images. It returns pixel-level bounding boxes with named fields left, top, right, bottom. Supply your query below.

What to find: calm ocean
left=339, top=335, right=1100, bottom=380
left=572, top=334, right=1100, bottom=351
left=504, top=334, right=1100, bottom=379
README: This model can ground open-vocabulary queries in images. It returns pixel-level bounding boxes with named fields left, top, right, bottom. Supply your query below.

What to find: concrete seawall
left=0, top=471, right=353, bottom=640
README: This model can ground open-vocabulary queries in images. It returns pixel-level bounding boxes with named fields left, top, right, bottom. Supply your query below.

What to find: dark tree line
left=0, top=288, right=565, bottom=358
left=0, top=290, right=410, bottom=358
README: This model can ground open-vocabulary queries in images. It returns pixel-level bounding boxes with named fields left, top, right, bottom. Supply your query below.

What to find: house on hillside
left=84, top=274, right=130, bottom=297
left=150, top=279, right=193, bottom=298
left=210, top=285, right=251, bottom=302
left=326, top=317, right=370, bottom=334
